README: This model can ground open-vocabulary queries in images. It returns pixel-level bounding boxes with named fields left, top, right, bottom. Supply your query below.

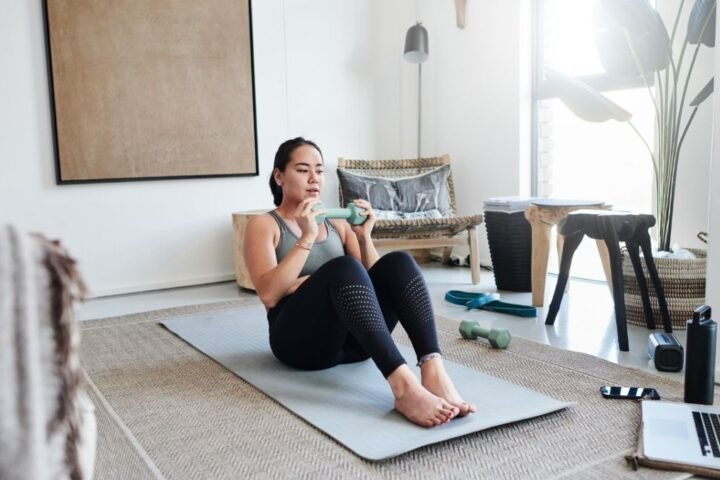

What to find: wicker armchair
left=337, top=155, right=483, bottom=284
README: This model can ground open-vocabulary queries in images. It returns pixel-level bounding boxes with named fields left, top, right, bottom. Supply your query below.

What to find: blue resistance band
left=444, top=290, right=537, bottom=318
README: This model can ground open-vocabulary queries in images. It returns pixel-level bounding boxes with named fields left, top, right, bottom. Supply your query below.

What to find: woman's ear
left=272, top=168, right=283, bottom=186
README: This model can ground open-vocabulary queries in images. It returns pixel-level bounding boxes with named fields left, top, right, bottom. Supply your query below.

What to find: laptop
left=643, top=400, right=720, bottom=469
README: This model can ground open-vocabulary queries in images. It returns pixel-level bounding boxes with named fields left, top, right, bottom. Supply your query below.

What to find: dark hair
left=269, top=137, right=323, bottom=206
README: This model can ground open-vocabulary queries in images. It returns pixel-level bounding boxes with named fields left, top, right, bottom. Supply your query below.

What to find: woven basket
left=622, top=248, right=706, bottom=330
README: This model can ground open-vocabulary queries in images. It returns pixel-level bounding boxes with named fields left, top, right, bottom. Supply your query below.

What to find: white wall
left=1, top=1, right=276, bottom=296
left=1, top=0, right=526, bottom=295
left=0, top=0, right=379, bottom=296
left=321, top=0, right=529, bottom=218
left=710, top=7, right=720, bottom=371
left=711, top=85, right=720, bottom=371
left=405, top=0, right=531, bottom=211
left=657, top=2, right=715, bottom=250
left=11, top=1, right=709, bottom=297
left=712, top=103, right=720, bottom=311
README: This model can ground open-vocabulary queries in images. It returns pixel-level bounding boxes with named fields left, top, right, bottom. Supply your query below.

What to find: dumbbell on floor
left=313, top=202, right=367, bottom=225
left=459, top=320, right=511, bottom=349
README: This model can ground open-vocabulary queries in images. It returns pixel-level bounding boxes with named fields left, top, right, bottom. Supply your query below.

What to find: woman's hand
left=344, top=198, right=379, bottom=268
left=294, top=198, right=323, bottom=243
left=350, top=198, right=376, bottom=240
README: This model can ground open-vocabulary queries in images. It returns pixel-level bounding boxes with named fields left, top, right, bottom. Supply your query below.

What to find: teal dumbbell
left=458, top=320, right=511, bottom=349
left=313, top=202, right=367, bottom=225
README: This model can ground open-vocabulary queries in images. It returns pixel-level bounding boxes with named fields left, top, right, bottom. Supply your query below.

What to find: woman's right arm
left=243, top=213, right=316, bottom=309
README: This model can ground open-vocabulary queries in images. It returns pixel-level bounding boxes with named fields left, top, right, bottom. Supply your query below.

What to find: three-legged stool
left=545, top=210, right=672, bottom=351
left=524, top=200, right=610, bottom=306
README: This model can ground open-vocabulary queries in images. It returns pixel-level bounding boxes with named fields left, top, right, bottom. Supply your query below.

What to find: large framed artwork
left=43, top=0, right=258, bottom=183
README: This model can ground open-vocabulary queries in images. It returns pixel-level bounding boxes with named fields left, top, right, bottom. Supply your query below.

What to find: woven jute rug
left=80, top=298, right=703, bottom=479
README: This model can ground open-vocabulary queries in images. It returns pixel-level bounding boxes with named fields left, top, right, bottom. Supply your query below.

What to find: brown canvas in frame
left=44, top=0, right=257, bottom=183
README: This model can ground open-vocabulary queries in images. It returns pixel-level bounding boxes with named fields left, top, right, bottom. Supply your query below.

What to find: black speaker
left=648, top=332, right=684, bottom=372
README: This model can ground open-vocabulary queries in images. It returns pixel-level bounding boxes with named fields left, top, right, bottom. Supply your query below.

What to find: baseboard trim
left=88, top=273, right=236, bottom=299
left=86, top=254, right=492, bottom=298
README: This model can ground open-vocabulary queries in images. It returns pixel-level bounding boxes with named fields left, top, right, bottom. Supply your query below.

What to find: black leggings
left=267, top=252, right=440, bottom=378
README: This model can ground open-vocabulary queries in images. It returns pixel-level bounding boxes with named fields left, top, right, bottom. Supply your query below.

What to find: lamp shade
left=403, top=23, right=429, bottom=63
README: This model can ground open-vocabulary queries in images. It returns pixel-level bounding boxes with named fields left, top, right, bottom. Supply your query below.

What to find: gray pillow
left=374, top=209, right=445, bottom=220
left=337, top=165, right=452, bottom=216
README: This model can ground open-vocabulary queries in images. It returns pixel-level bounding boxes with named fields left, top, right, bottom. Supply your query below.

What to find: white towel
left=0, top=225, right=91, bottom=480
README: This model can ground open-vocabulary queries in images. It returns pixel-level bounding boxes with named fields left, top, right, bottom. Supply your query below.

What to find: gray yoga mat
left=162, top=305, right=571, bottom=461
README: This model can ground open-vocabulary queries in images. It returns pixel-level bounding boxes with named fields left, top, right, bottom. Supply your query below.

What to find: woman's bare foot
left=388, top=365, right=458, bottom=427
left=420, top=356, right=477, bottom=417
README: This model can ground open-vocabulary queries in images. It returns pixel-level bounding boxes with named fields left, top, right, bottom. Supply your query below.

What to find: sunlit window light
left=537, top=0, right=655, bottom=281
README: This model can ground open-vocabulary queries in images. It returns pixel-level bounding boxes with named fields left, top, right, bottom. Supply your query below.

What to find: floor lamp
left=403, top=22, right=429, bottom=159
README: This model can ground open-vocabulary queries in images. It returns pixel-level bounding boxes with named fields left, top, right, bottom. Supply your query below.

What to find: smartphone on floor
left=600, top=386, right=660, bottom=400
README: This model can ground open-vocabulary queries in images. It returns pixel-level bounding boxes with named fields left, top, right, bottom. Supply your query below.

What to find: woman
left=243, top=137, right=476, bottom=427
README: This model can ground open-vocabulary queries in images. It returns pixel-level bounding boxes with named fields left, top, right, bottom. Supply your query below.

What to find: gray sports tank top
left=268, top=210, right=345, bottom=276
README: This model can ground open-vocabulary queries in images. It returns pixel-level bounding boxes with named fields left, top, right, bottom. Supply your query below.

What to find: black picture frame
left=43, top=0, right=258, bottom=184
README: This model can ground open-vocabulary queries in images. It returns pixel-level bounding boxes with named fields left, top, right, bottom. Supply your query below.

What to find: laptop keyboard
left=693, top=411, right=720, bottom=457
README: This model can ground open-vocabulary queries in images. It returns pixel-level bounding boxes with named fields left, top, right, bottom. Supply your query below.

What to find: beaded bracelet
left=416, top=352, right=441, bottom=367
left=295, top=241, right=313, bottom=251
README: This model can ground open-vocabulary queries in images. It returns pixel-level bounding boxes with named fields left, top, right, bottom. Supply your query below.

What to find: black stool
left=545, top=210, right=672, bottom=351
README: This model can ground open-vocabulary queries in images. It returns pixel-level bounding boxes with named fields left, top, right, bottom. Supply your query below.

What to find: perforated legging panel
left=401, top=275, right=435, bottom=327
left=369, top=252, right=440, bottom=361
left=334, top=284, right=387, bottom=333
left=267, top=253, right=440, bottom=378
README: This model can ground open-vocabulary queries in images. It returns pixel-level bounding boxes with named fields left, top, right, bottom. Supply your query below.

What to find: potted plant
left=544, top=0, right=716, bottom=328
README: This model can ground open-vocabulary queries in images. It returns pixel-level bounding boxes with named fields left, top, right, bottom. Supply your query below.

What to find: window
left=533, top=0, right=655, bottom=280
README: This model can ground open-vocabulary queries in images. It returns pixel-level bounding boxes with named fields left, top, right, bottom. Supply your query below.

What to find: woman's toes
left=445, top=403, right=460, bottom=417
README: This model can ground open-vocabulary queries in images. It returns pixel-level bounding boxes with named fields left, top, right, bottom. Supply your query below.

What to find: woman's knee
left=374, top=251, right=420, bottom=274
left=370, top=251, right=425, bottom=297
left=383, top=251, right=415, bottom=265
left=324, top=255, right=365, bottom=273
left=328, top=254, right=364, bottom=268
left=316, top=255, right=370, bottom=283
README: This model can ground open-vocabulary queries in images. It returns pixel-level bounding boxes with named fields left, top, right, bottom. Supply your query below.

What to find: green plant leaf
left=689, top=77, right=714, bottom=106
left=543, top=69, right=632, bottom=122
left=593, top=0, right=670, bottom=78
left=688, top=0, right=716, bottom=47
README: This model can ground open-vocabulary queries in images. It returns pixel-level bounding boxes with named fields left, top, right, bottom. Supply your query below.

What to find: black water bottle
left=684, top=305, right=716, bottom=405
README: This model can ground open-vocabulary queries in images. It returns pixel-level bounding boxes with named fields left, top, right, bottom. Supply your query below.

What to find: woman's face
left=275, top=144, right=324, bottom=203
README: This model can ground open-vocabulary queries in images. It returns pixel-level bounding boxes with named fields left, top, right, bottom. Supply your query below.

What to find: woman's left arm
left=342, top=198, right=379, bottom=269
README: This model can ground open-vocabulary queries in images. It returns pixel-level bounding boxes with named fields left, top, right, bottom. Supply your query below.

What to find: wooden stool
left=545, top=210, right=672, bottom=352
left=524, top=200, right=611, bottom=306
left=232, top=210, right=270, bottom=290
